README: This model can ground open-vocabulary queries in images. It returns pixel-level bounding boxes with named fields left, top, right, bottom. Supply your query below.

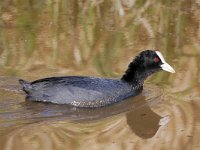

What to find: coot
left=19, top=50, right=175, bottom=108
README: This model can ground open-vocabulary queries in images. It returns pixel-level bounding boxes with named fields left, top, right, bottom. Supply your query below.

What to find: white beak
left=160, top=63, right=175, bottom=73
left=155, top=51, right=175, bottom=73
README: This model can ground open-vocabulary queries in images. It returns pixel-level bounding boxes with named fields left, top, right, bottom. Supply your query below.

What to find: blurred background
left=0, top=0, right=200, bottom=150
left=0, top=0, right=199, bottom=79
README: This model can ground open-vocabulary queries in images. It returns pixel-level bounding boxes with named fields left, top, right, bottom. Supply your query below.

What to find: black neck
left=121, top=56, right=158, bottom=85
left=121, top=56, right=143, bottom=84
left=121, top=50, right=162, bottom=86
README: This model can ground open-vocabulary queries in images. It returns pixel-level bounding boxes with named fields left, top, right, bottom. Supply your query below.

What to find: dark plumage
left=19, top=50, right=175, bottom=108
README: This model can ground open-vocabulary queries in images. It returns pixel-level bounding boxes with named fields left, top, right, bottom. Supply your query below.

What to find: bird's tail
left=19, top=79, right=33, bottom=93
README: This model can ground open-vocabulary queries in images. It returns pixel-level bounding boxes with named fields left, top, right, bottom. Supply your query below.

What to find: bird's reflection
left=17, top=93, right=166, bottom=139
left=126, top=97, right=161, bottom=138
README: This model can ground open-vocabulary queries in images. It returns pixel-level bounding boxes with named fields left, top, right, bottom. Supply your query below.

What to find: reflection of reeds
left=0, top=1, right=9, bottom=66
left=0, top=17, right=9, bottom=66
left=0, top=0, right=199, bottom=79
left=49, top=0, right=59, bottom=65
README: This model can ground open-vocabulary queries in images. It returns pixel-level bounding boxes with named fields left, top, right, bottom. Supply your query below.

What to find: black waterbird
left=19, top=50, right=175, bottom=108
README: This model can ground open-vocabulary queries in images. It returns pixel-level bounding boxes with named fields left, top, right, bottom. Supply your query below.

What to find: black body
left=19, top=50, right=164, bottom=108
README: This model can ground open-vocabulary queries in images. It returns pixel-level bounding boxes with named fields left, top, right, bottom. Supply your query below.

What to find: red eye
left=154, top=57, right=159, bottom=63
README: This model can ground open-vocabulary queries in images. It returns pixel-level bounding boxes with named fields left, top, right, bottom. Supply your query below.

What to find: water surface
left=0, top=0, right=200, bottom=150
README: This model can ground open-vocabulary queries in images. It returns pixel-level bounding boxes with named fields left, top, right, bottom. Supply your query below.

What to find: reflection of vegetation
left=16, top=0, right=41, bottom=56
left=0, top=0, right=199, bottom=81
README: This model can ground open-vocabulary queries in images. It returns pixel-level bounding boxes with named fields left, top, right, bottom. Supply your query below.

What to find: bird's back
left=20, top=76, right=141, bottom=107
